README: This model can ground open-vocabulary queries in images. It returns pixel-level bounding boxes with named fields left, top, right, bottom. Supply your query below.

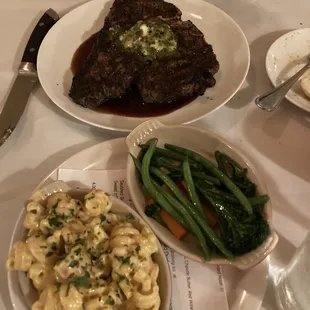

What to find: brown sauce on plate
left=71, top=32, right=196, bottom=117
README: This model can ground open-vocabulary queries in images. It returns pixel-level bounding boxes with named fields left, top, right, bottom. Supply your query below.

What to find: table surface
left=1, top=0, right=310, bottom=309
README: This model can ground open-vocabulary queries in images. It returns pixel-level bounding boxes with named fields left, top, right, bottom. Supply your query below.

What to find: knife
left=0, top=8, right=59, bottom=147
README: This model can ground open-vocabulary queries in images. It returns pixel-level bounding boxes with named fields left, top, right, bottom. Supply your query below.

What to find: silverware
left=255, top=54, right=310, bottom=112
left=0, top=9, right=59, bottom=147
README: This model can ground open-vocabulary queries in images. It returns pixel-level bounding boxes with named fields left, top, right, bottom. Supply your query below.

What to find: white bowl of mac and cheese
left=7, top=181, right=171, bottom=310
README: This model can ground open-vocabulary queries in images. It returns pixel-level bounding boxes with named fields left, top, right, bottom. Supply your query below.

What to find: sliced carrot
left=145, top=185, right=171, bottom=207
left=172, top=161, right=181, bottom=167
left=146, top=198, right=155, bottom=206
left=159, top=167, right=170, bottom=174
left=159, top=209, right=187, bottom=240
left=203, top=207, right=218, bottom=227
left=177, top=180, right=190, bottom=198
left=162, top=184, right=172, bottom=193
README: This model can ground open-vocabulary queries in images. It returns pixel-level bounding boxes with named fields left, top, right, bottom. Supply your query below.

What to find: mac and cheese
left=7, top=189, right=161, bottom=310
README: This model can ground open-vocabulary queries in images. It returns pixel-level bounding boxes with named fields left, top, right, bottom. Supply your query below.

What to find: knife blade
left=0, top=8, right=59, bottom=147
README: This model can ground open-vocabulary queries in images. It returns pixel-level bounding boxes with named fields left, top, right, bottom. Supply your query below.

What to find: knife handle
left=21, top=8, right=59, bottom=66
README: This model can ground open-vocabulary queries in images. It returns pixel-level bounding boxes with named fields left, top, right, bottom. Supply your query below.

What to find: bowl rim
left=7, top=181, right=172, bottom=310
left=125, top=119, right=279, bottom=270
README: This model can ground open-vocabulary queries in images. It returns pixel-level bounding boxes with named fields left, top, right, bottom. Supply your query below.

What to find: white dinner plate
left=8, top=138, right=267, bottom=310
left=266, top=28, right=310, bottom=112
left=37, top=0, right=250, bottom=132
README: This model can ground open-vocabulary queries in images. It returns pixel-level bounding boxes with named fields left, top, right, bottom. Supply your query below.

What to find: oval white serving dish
left=126, top=119, right=279, bottom=270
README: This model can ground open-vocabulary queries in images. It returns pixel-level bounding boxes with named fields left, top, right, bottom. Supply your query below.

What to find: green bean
left=152, top=182, right=189, bottom=231
left=156, top=178, right=233, bottom=259
left=131, top=154, right=187, bottom=227
left=150, top=166, right=198, bottom=216
left=196, top=180, right=269, bottom=206
left=165, top=144, right=253, bottom=215
left=215, top=151, right=228, bottom=173
left=131, top=153, right=142, bottom=174
left=153, top=157, right=220, bottom=185
left=191, top=172, right=221, bottom=186
left=196, top=180, right=237, bottom=202
left=140, top=144, right=185, bottom=160
left=149, top=165, right=233, bottom=259
left=155, top=183, right=210, bottom=260
left=137, top=145, right=187, bottom=228
left=183, top=157, right=204, bottom=217
left=215, top=150, right=244, bottom=172
left=248, top=195, right=269, bottom=206
left=140, top=140, right=209, bottom=260
left=140, top=144, right=203, bottom=170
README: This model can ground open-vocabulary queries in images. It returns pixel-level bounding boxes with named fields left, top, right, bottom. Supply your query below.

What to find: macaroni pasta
left=7, top=189, right=161, bottom=310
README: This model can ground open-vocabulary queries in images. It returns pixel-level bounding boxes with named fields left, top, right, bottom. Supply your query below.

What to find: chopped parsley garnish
left=136, top=245, right=141, bottom=254
left=66, top=283, right=71, bottom=296
left=74, top=248, right=81, bottom=255
left=105, top=296, right=115, bottom=306
left=44, top=230, right=53, bottom=239
left=100, top=215, right=107, bottom=223
left=51, top=201, right=60, bottom=209
left=86, top=194, right=95, bottom=200
left=40, top=246, right=47, bottom=249
left=69, top=209, right=75, bottom=216
left=69, top=273, right=75, bottom=279
left=125, top=213, right=135, bottom=221
left=48, top=217, right=62, bottom=228
left=35, top=235, right=41, bottom=238
left=58, top=253, right=67, bottom=261
left=51, top=242, right=57, bottom=251
left=56, top=282, right=61, bottom=293
left=115, top=256, right=131, bottom=265
left=75, top=238, right=86, bottom=245
left=74, top=272, right=91, bottom=288
left=69, top=260, right=79, bottom=268
left=46, top=251, right=53, bottom=258
left=119, top=275, right=126, bottom=281
left=122, top=256, right=131, bottom=264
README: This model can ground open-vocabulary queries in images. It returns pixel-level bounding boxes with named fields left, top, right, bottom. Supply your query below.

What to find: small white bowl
left=266, top=28, right=310, bottom=112
left=7, top=181, right=171, bottom=310
left=126, top=119, right=279, bottom=270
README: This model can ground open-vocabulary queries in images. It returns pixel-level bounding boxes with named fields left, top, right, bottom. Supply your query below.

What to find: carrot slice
left=176, top=180, right=190, bottom=198
left=162, top=184, right=172, bottom=193
left=159, top=209, right=187, bottom=239
left=146, top=198, right=155, bottom=206
left=203, top=207, right=218, bottom=227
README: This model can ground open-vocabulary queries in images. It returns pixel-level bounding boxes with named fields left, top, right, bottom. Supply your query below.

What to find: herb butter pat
left=119, top=20, right=177, bottom=59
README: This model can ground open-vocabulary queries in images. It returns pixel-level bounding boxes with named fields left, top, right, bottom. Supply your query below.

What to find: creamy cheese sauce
left=118, top=20, right=177, bottom=59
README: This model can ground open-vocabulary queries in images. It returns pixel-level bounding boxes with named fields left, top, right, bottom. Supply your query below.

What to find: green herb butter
left=118, top=20, right=177, bottom=59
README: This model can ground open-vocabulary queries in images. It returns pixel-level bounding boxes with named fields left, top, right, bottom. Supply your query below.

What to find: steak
left=137, top=56, right=216, bottom=104
left=69, top=0, right=219, bottom=108
left=137, top=20, right=219, bottom=103
left=103, top=0, right=182, bottom=30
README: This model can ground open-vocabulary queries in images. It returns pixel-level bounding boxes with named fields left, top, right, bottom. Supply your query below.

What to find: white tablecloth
left=1, top=0, right=310, bottom=309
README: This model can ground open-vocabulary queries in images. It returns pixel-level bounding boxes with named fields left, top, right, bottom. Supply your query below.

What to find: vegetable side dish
left=7, top=190, right=161, bottom=310
left=131, top=139, right=270, bottom=261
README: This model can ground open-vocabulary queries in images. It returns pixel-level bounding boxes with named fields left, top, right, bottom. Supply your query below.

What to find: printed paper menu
left=58, top=168, right=229, bottom=310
